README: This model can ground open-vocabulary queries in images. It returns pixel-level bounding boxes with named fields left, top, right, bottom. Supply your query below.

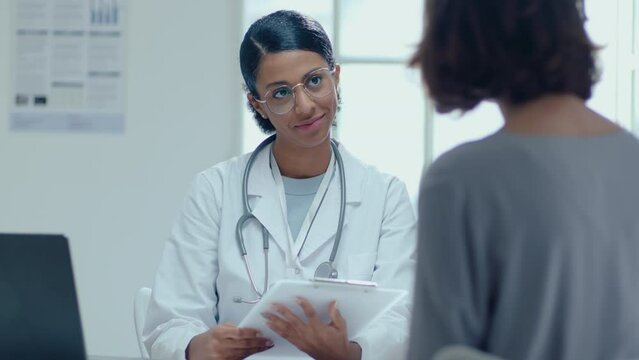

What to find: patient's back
left=412, top=129, right=639, bottom=359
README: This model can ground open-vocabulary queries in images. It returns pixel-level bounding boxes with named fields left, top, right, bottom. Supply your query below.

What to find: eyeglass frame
left=251, top=67, right=337, bottom=115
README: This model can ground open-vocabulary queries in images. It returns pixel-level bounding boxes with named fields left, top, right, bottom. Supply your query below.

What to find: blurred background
left=0, top=0, right=637, bottom=357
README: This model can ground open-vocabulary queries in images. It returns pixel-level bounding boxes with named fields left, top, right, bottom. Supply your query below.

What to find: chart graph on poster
left=10, top=0, right=126, bottom=133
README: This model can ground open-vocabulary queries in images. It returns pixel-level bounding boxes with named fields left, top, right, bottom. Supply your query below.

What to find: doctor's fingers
left=263, top=310, right=307, bottom=339
left=216, top=324, right=263, bottom=340
left=224, top=337, right=273, bottom=350
left=328, top=301, right=347, bottom=332
left=270, top=303, right=308, bottom=328
left=265, top=315, right=301, bottom=341
left=295, top=297, right=324, bottom=327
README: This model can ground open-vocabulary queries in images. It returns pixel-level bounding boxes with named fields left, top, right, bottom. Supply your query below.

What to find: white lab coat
left=143, top=142, right=416, bottom=360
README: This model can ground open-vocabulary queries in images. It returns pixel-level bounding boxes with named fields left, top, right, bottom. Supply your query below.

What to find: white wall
left=0, top=0, right=243, bottom=357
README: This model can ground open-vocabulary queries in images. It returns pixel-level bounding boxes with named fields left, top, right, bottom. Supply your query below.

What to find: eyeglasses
left=254, top=68, right=336, bottom=115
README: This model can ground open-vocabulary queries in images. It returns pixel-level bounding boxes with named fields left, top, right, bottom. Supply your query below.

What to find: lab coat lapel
left=246, top=145, right=290, bottom=255
left=296, top=145, right=363, bottom=261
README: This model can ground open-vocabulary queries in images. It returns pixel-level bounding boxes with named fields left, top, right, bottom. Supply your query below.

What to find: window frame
left=330, top=0, right=433, bottom=165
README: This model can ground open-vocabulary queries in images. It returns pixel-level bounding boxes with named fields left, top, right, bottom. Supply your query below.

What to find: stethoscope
left=233, top=134, right=346, bottom=304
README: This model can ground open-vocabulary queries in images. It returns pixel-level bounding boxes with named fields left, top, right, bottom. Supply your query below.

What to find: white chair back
left=134, top=287, right=152, bottom=359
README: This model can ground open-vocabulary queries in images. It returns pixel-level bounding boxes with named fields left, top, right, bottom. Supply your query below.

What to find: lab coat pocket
left=347, top=252, right=378, bottom=280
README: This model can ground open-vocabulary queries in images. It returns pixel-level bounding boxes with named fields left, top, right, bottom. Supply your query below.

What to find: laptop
left=0, top=233, right=87, bottom=360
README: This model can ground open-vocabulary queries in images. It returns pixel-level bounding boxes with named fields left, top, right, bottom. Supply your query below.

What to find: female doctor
left=143, top=10, right=416, bottom=360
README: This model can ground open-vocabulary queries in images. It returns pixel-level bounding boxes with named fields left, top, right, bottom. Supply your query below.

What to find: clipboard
left=239, top=278, right=407, bottom=358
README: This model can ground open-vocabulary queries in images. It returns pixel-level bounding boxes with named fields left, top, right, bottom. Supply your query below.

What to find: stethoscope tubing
left=234, top=134, right=345, bottom=303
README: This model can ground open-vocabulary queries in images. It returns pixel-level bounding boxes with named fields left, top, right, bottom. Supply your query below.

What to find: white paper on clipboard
left=239, top=278, right=407, bottom=359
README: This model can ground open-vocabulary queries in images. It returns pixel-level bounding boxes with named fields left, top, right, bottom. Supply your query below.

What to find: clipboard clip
left=312, top=277, right=378, bottom=288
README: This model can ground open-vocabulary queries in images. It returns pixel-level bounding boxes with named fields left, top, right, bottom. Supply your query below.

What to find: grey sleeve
left=407, top=174, right=487, bottom=359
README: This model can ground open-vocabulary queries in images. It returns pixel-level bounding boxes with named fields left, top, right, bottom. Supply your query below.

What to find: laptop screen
left=0, top=233, right=87, bottom=360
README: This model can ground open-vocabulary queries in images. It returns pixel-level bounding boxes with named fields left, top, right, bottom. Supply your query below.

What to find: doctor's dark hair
left=410, top=0, right=599, bottom=113
left=240, top=10, right=337, bottom=133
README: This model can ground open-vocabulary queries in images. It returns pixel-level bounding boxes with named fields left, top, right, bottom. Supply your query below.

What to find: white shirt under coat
left=142, top=142, right=417, bottom=360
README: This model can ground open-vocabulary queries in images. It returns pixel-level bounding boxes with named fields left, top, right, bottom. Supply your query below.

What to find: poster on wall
left=10, top=0, right=126, bottom=133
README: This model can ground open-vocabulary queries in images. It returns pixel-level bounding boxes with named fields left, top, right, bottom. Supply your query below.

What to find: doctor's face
left=250, top=50, right=340, bottom=150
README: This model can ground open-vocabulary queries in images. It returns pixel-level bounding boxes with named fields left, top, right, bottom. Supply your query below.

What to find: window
left=241, top=0, right=639, bottom=201
left=585, top=0, right=639, bottom=132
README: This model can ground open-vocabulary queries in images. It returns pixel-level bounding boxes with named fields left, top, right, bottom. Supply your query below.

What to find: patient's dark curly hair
left=410, top=0, right=600, bottom=113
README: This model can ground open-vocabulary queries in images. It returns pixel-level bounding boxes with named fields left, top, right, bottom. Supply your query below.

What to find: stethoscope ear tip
left=232, top=296, right=243, bottom=303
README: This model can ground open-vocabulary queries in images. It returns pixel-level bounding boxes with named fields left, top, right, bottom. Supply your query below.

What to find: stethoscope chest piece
left=314, top=261, right=338, bottom=279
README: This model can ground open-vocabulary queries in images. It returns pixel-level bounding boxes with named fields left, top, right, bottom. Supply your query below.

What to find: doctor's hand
left=262, top=297, right=362, bottom=360
left=186, top=323, right=273, bottom=360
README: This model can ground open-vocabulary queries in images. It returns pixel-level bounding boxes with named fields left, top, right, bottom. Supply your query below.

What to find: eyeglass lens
left=264, top=69, right=335, bottom=114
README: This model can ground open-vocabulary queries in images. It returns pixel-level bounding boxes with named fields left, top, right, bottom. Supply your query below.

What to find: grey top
left=282, top=174, right=324, bottom=240
left=408, top=129, right=639, bottom=360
